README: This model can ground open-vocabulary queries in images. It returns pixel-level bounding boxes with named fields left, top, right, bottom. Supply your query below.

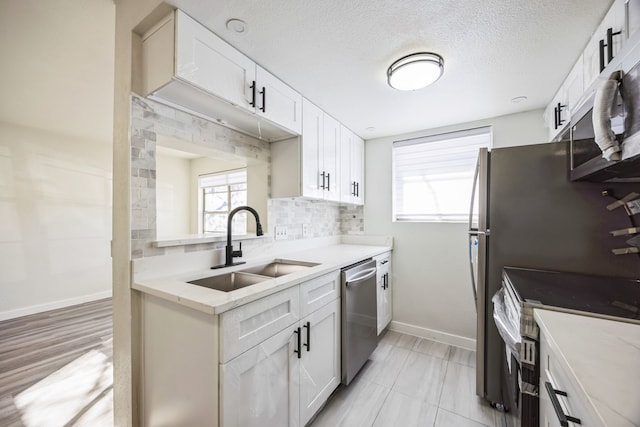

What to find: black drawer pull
left=303, top=321, right=311, bottom=351
left=544, top=381, right=581, bottom=426
left=249, top=81, right=256, bottom=107
left=259, top=87, right=266, bottom=112
left=293, top=327, right=301, bottom=359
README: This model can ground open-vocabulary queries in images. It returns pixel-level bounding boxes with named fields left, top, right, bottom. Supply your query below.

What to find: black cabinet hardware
left=326, top=173, right=330, bottom=191
left=600, top=27, right=622, bottom=72
left=553, top=106, right=558, bottom=129
left=259, top=87, right=266, bottom=112
left=352, top=181, right=356, bottom=196
left=303, top=321, right=311, bottom=351
left=320, top=171, right=326, bottom=190
left=557, top=102, right=565, bottom=127
left=380, top=259, right=389, bottom=265
left=249, top=81, right=256, bottom=107
left=544, top=381, right=581, bottom=426
left=294, top=327, right=301, bottom=358
left=355, top=182, right=359, bottom=197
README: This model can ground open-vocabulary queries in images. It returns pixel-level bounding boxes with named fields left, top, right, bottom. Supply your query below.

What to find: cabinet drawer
left=299, top=271, right=340, bottom=317
left=220, top=286, right=300, bottom=363
left=374, top=253, right=390, bottom=278
left=540, top=331, right=601, bottom=427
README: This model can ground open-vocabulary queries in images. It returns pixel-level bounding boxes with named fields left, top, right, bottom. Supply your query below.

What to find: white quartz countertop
left=534, top=309, right=640, bottom=427
left=133, top=242, right=391, bottom=315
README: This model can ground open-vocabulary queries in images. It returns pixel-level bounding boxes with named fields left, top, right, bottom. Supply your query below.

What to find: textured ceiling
left=170, top=0, right=613, bottom=139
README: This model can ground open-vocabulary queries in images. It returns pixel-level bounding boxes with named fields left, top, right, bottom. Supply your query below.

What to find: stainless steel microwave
left=569, top=58, right=640, bottom=182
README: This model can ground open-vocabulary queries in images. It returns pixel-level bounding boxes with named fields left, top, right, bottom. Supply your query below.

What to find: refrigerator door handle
left=469, top=234, right=479, bottom=307
left=468, top=153, right=481, bottom=229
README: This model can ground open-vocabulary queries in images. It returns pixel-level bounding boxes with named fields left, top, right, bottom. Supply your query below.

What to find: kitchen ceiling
left=169, top=0, right=613, bottom=139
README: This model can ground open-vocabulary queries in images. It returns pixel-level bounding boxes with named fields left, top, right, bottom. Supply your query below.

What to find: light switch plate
left=275, top=225, right=288, bottom=240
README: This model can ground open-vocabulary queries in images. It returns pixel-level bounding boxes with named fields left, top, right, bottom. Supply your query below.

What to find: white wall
left=364, top=109, right=547, bottom=346
left=0, top=0, right=115, bottom=320
left=156, top=153, right=191, bottom=238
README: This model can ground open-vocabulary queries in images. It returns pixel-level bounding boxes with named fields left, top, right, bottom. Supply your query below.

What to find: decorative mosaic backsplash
left=129, top=95, right=363, bottom=258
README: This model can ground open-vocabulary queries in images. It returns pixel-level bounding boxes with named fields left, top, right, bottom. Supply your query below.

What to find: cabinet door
left=322, top=114, right=341, bottom=202
left=352, top=135, right=365, bottom=205
left=256, top=66, right=302, bottom=134
left=299, top=299, right=341, bottom=425
left=375, top=253, right=391, bottom=335
left=582, top=29, right=601, bottom=90
left=339, top=125, right=354, bottom=203
left=301, top=99, right=324, bottom=199
left=564, top=55, right=584, bottom=117
left=630, top=0, right=640, bottom=39
left=220, top=326, right=300, bottom=427
left=175, top=11, right=255, bottom=113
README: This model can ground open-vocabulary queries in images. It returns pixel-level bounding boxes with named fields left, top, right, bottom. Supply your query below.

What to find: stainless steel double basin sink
left=187, top=259, right=318, bottom=292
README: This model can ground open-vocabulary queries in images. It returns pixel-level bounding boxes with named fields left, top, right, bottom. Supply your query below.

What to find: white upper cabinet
left=322, top=113, right=341, bottom=202
left=271, top=98, right=341, bottom=202
left=142, top=10, right=301, bottom=141
left=255, top=66, right=302, bottom=134
left=339, top=125, right=365, bottom=205
left=583, top=0, right=627, bottom=89
left=175, top=11, right=255, bottom=114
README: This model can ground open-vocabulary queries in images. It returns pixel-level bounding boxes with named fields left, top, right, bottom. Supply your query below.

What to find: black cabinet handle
left=303, top=321, right=311, bottom=351
left=544, top=382, right=581, bottom=426
left=294, top=327, right=301, bottom=358
left=326, top=173, right=330, bottom=191
left=557, top=102, right=565, bottom=127
left=553, top=106, right=558, bottom=130
left=606, top=27, right=622, bottom=64
left=259, top=87, right=266, bottom=112
left=356, top=182, right=359, bottom=197
left=352, top=181, right=356, bottom=196
left=385, top=273, right=389, bottom=289
left=599, top=38, right=606, bottom=72
left=320, top=171, right=326, bottom=189
left=249, top=81, right=256, bottom=108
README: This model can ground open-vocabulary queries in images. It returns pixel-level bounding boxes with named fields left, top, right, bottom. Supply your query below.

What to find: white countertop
left=534, top=309, right=640, bottom=427
left=133, top=242, right=391, bottom=315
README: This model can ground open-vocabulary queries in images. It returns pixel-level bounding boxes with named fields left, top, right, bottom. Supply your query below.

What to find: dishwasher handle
left=345, top=268, right=377, bottom=287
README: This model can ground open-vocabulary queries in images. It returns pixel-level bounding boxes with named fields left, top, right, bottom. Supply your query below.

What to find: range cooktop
left=503, top=267, right=640, bottom=322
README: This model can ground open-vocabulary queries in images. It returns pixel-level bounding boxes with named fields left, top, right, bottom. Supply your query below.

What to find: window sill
left=152, top=233, right=269, bottom=248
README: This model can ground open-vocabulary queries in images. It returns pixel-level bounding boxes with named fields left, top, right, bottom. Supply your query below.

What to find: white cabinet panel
left=299, top=271, right=340, bottom=317
left=564, top=55, right=584, bottom=116
left=322, top=113, right=341, bottom=202
left=374, top=252, right=392, bottom=335
left=220, top=325, right=300, bottom=427
left=256, top=66, right=302, bottom=134
left=339, top=126, right=365, bottom=205
left=220, top=286, right=300, bottom=363
left=301, top=99, right=324, bottom=200
left=175, top=10, right=255, bottom=113
left=299, top=299, right=341, bottom=425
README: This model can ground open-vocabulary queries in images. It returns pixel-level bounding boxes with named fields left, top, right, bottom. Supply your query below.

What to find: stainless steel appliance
left=468, top=142, right=640, bottom=425
left=341, top=259, right=378, bottom=385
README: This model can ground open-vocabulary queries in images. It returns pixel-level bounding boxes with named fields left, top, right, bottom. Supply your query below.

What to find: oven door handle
left=544, top=381, right=582, bottom=426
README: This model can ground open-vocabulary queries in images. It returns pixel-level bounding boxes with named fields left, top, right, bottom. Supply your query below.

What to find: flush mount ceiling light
left=387, top=52, right=444, bottom=91
left=226, top=18, right=247, bottom=34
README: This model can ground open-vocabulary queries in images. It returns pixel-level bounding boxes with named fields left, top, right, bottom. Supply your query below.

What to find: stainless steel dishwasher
left=341, top=258, right=378, bottom=385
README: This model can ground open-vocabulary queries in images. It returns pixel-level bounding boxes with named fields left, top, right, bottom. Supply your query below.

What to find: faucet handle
left=231, top=241, right=243, bottom=258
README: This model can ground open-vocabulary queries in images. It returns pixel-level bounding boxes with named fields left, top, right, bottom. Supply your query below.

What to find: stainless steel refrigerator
left=468, top=141, right=640, bottom=408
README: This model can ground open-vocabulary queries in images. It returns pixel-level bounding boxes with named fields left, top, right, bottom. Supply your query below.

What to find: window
left=392, top=127, right=491, bottom=222
left=199, top=168, right=247, bottom=233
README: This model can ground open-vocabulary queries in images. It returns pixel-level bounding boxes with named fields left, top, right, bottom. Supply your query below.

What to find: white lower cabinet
left=220, top=326, right=300, bottom=427
left=374, top=252, right=392, bottom=335
left=220, top=272, right=341, bottom=427
left=299, top=298, right=341, bottom=425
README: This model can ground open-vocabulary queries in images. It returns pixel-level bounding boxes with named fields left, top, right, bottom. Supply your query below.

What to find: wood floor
left=0, top=299, right=113, bottom=426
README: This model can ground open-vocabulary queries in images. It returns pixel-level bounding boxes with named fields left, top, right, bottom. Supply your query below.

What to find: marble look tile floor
left=311, top=330, right=509, bottom=427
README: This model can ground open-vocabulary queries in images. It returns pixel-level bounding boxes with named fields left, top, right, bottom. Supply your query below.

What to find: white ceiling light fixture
left=387, top=52, right=444, bottom=91
left=226, top=19, right=248, bottom=34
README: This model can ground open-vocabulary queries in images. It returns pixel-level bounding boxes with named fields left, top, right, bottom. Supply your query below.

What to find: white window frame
left=392, top=126, right=492, bottom=223
left=199, top=168, right=247, bottom=234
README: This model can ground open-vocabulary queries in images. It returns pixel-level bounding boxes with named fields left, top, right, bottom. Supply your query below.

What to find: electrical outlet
left=302, top=223, right=309, bottom=237
left=275, top=225, right=288, bottom=240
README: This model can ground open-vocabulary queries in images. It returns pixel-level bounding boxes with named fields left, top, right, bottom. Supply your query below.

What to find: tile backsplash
left=130, top=96, right=363, bottom=258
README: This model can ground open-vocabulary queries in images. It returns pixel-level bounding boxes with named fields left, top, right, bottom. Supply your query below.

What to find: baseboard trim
left=389, top=320, right=476, bottom=351
left=0, top=290, right=113, bottom=321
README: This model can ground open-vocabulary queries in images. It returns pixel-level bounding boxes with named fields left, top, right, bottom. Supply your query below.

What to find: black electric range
left=503, top=266, right=640, bottom=323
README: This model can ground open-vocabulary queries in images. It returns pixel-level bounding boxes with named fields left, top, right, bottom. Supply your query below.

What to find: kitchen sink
left=239, top=259, right=319, bottom=277
left=187, top=272, right=270, bottom=292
